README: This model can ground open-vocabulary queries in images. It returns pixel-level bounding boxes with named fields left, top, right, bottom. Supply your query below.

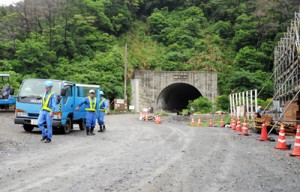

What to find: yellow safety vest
left=42, top=92, right=54, bottom=112
left=85, top=96, right=96, bottom=111
left=99, top=98, right=106, bottom=112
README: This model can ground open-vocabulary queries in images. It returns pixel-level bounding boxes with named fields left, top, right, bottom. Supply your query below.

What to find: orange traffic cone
left=274, top=124, right=290, bottom=150
left=197, top=119, right=201, bottom=127
left=155, top=115, right=161, bottom=124
left=289, top=125, right=300, bottom=157
left=240, top=117, right=251, bottom=136
left=231, top=118, right=236, bottom=130
left=235, top=118, right=241, bottom=132
left=145, top=113, right=148, bottom=122
left=191, top=118, right=195, bottom=126
left=220, top=118, right=224, bottom=127
left=209, top=118, right=213, bottom=127
left=259, top=121, right=269, bottom=141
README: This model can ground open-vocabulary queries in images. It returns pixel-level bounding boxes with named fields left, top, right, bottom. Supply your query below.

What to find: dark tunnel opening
left=157, top=83, right=202, bottom=111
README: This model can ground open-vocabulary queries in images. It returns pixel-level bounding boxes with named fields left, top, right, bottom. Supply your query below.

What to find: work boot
left=103, top=125, right=106, bottom=132
left=98, top=125, right=103, bottom=132
left=40, top=136, right=47, bottom=141
left=90, top=127, right=95, bottom=135
left=45, top=139, right=51, bottom=143
left=86, top=128, right=90, bottom=135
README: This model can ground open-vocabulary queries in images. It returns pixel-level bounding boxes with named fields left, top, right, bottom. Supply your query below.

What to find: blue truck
left=14, top=78, right=100, bottom=133
left=0, top=74, right=16, bottom=109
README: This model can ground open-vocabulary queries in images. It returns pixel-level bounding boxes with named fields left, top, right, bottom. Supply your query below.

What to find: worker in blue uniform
left=98, top=91, right=108, bottom=132
left=76, top=89, right=98, bottom=135
left=38, top=81, right=56, bottom=143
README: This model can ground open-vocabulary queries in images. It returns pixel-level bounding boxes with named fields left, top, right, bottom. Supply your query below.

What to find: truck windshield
left=19, top=79, right=61, bottom=97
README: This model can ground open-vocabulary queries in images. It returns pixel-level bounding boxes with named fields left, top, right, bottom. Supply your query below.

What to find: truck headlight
left=15, top=110, right=28, bottom=117
left=53, top=112, right=62, bottom=119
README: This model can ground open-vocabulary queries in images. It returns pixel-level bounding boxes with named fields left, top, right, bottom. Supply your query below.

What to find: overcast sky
left=0, top=0, right=23, bottom=6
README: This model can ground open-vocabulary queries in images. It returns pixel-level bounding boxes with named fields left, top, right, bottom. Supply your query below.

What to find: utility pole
left=124, top=44, right=127, bottom=100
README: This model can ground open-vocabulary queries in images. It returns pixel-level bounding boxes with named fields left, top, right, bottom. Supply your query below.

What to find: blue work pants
left=97, top=111, right=105, bottom=125
left=38, top=110, right=53, bottom=140
left=86, top=111, right=96, bottom=128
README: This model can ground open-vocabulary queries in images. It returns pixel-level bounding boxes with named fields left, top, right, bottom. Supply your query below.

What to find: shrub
left=188, top=97, right=213, bottom=114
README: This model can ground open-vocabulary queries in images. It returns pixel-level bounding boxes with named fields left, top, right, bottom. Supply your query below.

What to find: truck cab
left=14, top=78, right=100, bottom=133
left=0, top=74, right=16, bottom=109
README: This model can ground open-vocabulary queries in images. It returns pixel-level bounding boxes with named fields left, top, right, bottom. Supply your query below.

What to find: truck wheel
left=62, top=117, right=72, bottom=134
left=79, top=119, right=86, bottom=130
left=23, top=125, right=34, bottom=132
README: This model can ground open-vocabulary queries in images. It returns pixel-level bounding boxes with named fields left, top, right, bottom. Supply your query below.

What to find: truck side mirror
left=56, top=95, right=61, bottom=104
left=60, top=88, right=66, bottom=96
left=9, top=88, right=14, bottom=95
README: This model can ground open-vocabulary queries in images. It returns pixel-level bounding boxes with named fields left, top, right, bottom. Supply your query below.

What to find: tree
left=228, top=70, right=258, bottom=93
left=215, top=95, right=230, bottom=111
left=212, top=20, right=233, bottom=39
left=234, top=46, right=268, bottom=71
left=232, top=14, right=258, bottom=50
left=15, top=35, right=56, bottom=77
left=148, top=8, right=168, bottom=41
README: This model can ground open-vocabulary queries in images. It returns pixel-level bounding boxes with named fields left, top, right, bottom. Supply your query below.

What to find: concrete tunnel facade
left=131, top=70, right=217, bottom=113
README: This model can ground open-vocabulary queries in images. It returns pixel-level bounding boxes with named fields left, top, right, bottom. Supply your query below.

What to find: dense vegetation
left=0, top=0, right=298, bottom=108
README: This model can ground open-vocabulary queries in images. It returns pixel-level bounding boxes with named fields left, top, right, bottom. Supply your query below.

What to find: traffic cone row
left=224, top=116, right=300, bottom=158
left=139, top=112, right=299, bottom=158
left=159, top=113, right=298, bottom=159
left=190, top=117, right=226, bottom=127
left=191, top=117, right=227, bottom=128
left=139, top=113, right=163, bottom=124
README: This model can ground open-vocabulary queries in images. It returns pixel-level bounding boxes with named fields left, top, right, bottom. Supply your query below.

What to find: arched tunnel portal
left=157, top=83, right=202, bottom=111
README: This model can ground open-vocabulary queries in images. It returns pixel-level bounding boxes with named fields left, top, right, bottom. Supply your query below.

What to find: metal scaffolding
left=274, top=12, right=300, bottom=108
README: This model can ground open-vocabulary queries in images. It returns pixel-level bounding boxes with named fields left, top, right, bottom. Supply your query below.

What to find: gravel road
left=0, top=112, right=299, bottom=192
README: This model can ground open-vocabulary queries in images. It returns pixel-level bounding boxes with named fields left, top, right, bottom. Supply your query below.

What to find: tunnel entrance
left=157, top=83, right=202, bottom=112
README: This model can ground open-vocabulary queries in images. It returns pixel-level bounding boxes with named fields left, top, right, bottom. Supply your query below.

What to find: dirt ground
left=0, top=112, right=299, bottom=192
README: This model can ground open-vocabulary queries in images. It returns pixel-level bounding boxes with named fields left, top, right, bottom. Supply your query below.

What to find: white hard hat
left=89, top=89, right=95, bottom=94
left=258, top=106, right=262, bottom=109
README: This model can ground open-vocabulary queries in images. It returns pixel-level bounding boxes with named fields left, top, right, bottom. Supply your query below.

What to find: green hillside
left=0, top=0, right=298, bottom=101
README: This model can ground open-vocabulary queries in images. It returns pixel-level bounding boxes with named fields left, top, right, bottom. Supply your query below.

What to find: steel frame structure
left=274, top=12, right=300, bottom=108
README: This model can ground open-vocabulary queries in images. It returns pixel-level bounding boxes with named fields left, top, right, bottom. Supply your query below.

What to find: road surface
left=0, top=112, right=299, bottom=192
